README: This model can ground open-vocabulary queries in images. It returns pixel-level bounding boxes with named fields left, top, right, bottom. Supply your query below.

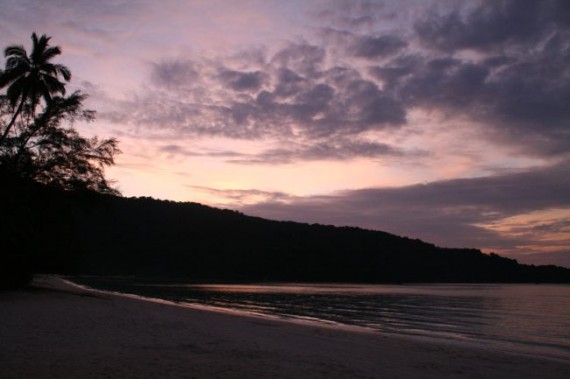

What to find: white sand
left=0, top=276, right=568, bottom=379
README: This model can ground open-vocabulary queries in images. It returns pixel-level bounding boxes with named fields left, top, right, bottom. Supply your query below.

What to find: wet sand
left=0, top=276, right=568, bottom=379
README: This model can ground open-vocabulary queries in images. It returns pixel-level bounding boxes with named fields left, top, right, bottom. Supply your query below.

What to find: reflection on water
left=72, top=278, right=570, bottom=359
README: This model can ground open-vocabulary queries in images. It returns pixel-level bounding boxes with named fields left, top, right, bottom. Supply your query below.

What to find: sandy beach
left=0, top=276, right=568, bottom=379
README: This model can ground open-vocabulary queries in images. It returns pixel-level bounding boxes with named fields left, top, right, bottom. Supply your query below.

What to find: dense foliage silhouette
left=0, top=33, right=120, bottom=288
left=0, top=33, right=120, bottom=195
left=2, top=177, right=569, bottom=286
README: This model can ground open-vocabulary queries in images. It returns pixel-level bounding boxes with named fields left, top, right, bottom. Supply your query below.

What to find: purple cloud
left=219, top=69, right=266, bottom=92
left=352, top=35, right=407, bottom=58
left=415, top=0, right=569, bottom=52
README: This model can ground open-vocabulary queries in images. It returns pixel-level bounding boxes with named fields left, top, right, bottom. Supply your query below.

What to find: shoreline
left=61, top=276, right=375, bottom=333
left=1, top=276, right=569, bottom=379
left=64, top=276, right=570, bottom=362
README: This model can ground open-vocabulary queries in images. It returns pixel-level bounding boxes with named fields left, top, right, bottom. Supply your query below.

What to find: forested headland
left=2, top=176, right=569, bottom=285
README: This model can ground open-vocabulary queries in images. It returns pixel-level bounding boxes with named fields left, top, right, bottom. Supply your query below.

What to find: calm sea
left=71, top=278, right=570, bottom=360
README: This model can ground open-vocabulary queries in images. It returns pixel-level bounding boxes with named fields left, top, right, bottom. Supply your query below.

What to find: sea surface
left=71, top=277, right=570, bottom=360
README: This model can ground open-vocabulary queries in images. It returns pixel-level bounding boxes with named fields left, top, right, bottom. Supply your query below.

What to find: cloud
left=113, top=41, right=407, bottom=145
left=151, top=60, right=199, bottom=90
left=271, top=42, right=327, bottom=76
left=157, top=144, right=203, bottom=157
left=415, top=0, right=569, bottom=52
left=312, top=0, right=388, bottom=30
left=238, top=161, right=570, bottom=254
left=219, top=69, right=266, bottom=92
left=374, top=2, right=570, bottom=158
left=352, top=35, right=407, bottom=58
left=227, top=138, right=414, bottom=164
left=192, top=186, right=294, bottom=206
left=155, top=138, right=416, bottom=165
left=389, top=51, right=570, bottom=150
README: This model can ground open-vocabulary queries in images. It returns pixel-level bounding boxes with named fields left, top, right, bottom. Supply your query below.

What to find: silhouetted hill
left=2, top=175, right=569, bottom=283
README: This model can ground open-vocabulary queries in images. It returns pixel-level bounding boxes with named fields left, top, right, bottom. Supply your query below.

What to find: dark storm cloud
left=151, top=60, right=199, bottom=89
left=397, top=58, right=488, bottom=109
left=273, top=68, right=306, bottom=98
left=219, top=69, right=266, bottom=92
left=378, top=20, right=569, bottom=156
left=352, top=35, right=407, bottom=58
left=342, top=79, right=405, bottom=127
left=271, top=42, right=326, bottom=76
left=240, top=161, right=570, bottom=250
left=257, top=67, right=405, bottom=137
left=368, top=54, right=419, bottom=89
left=415, top=0, right=569, bottom=52
left=369, top=0, right=569, bottom=158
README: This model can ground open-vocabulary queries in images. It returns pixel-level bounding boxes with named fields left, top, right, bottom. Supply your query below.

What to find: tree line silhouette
left=1, top=34, right=569, bottom=289
left=2, top=177, right=569, bottom=287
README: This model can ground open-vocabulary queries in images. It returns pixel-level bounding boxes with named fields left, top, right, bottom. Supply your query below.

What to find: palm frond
left=31, top=33, right=51, bottom=63
left=0, top=65, right=28, bottom=88
left=5, top=56, right=30, bottom=71
left=31, top=32, right=39, bottom=47
left=41, top=63, right=58, bottom=77
left=56, top=64, right=71, bottom=81
left=53, top=92, right=86, bottom=115
left=6, top=75, right=29, bottom=106
left=4, top=44, right=27, bottom=58
left=42, top=75, right=66, bottom=97
left=36, top=79, right=52, bottom=106
left=66, top=90, right=88, bottom=103
left=43, top=63, right=72, bottom=81
left=41, top=46, right=62, bottom=63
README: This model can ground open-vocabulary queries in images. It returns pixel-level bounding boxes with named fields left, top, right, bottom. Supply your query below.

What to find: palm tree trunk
left=0, top=97, right=26, bottom=145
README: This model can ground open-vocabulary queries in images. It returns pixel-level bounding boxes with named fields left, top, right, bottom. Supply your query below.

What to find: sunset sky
left=1, top=0, right=569, bottom=267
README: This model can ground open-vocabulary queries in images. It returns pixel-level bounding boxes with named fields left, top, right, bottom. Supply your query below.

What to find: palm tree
left=0, top=32, right=71, bottom=144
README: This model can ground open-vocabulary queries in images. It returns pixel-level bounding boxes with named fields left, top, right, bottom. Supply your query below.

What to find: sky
left=1, top=0, right=569, bottom=267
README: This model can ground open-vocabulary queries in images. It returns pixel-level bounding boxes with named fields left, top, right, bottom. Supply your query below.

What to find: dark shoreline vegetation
left=0, top=33, right=119, bottom=289
left=2, top=175, right=569, bottom=289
